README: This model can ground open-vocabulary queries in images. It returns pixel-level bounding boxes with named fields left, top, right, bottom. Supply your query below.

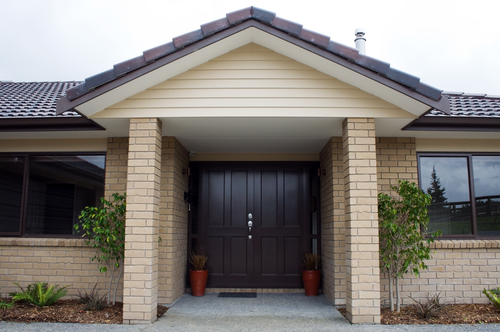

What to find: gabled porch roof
left=56, top=6, right=448, bottom=119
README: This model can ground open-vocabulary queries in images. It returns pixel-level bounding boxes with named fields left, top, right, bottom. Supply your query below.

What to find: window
left=0, top=154, right=105, bottom=237
left=418, top=153, right=500, bottom=238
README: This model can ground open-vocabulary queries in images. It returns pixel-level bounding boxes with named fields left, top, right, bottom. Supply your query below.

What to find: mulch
left=338, top=304, right=500, bottom=324
left=0, top=299, right=169, bottom=324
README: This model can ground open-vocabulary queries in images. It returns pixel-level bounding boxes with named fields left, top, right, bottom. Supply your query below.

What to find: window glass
left=419, top=157, right=472, bottom=235
left=473, top=156, right=500, bottom=237
left=25, top=155, right=104, bottom=235
left=0, top=157, right=25, bottom=233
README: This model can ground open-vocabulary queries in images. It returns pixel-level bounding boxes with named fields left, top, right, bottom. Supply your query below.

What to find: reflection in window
left=473, top=156, right=500, bottom=237
left=419, top=157, right=472, bottom=235
left=0, top=154, right=105, bottom=237
left=0, top=157, right=25, bottom=234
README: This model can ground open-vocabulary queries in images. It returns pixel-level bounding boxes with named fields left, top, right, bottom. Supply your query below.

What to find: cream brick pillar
left=342, top=118, right=380, bottom=324
left=123, top=118, right=162, bottom=324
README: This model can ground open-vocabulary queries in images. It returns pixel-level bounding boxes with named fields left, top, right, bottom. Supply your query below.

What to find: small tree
left=74, top=192, right=126, bottom=305
left=427, top=166, right=447, bottom=204
left=378, top=180, right=441, bottom=312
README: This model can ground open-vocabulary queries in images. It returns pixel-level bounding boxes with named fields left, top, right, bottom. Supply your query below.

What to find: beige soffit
left=416, top=138, right=500, bottom=152
left=0, top=138, right=107, bottom=152
left=74, top=28, right=430, bottom=119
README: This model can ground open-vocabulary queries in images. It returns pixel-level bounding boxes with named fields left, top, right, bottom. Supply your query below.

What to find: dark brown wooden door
left=198, top=162, right=311, bottom=288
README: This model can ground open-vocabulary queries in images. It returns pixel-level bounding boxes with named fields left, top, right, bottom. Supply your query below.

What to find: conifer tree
left=427, top=166, right=447, bottom=204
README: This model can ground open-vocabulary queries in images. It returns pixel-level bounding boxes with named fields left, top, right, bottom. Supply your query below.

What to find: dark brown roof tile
left=298, top=29, right=330, bottom=49
left=327, top=40, right=359, bottom=61
left=173, top=29, right=205, bottom=49
left=85, top=69, right=116, bottom=91
left=251, top=7, right=276, bottom=24
left=143, top=42, right=176, bottom=63
left=387, top=68, right=420, bottom=90
left=270, top=17, right=303, bottom=37
left=66, top=82, right=88, bottom=101
left=226, top=7, right=253, bottom=25
left=114, top=55, right=146, bottom=77
left=416, top=82, right=442, bottom=101
left=355, top=54, right=390, bottom=76
left=201, top=17, right=231, bottom=37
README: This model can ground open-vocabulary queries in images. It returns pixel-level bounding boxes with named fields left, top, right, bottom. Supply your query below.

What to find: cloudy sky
left=1, top=0, right=499, bottom=95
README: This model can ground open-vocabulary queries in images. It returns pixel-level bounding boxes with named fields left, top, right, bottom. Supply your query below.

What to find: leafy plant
left=409, top=292, right=446, bottom=319
left=10, top=282, right=67, bottom=307
left=303, top=253, right=320, bottom=270
left=483, top=288, right=500, bottom=310
left=74, top=192, right=126, bottom=305
left=77, top=283, right=107, bottom=311
left=378, top=180, right=441, bottom=312
left=189, top=249, right=208, bottom=271
left=0, top=301, right=13, bottom=309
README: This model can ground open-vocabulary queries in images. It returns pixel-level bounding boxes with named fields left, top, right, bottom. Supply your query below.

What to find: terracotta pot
left=190, top=269, right=208, bottom=296
left=302, top=269, right=321, bottom=296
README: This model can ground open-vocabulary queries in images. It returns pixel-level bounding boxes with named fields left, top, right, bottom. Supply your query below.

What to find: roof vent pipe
left=354, top=28, right=366, bottom=55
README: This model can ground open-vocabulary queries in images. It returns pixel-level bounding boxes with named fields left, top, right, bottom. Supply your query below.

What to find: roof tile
left=143, top=42, right=176, bottom=63
left=201, top=17, right=231, bottom=37
left=387, top=68, right=420, bottom=90
left=226, top=7, right=253, bottom=25
left=173, top=29, right=205, bottom=49
left=251, top=7, right=276, bottom=24
left=85, top=69, right=116, bottom=90
left=0, top=82, right=81, bottom=118
left=327, top=40, right=359, bottom=61
left=114, top=55, right=146, bottom=77
left=416, top=82, right=442, bottom=101
left=270, top=16, right=303, bottom=37
left=355, top=54, right=390, bottom=76
left=298, top=29, right=330, bottom=49
left=66, top=82, right=88, bottom=101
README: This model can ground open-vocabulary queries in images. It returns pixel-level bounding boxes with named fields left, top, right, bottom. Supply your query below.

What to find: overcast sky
left=1, top=0, right=499, bottom=95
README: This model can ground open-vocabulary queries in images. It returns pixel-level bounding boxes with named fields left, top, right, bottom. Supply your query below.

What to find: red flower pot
left=190, top=269, right=208, bottom=296
left=302, top=270, right=321, bottom=296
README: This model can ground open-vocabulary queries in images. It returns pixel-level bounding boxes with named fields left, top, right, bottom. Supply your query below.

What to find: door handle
left=248, top=220, right=253, bottom=239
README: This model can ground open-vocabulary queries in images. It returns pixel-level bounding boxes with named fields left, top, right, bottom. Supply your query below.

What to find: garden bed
left=338, top=304, right=500, bottom=324
left=0, top=300, right=168, bottom=324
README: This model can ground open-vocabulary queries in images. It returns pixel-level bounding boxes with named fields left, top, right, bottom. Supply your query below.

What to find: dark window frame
left=418, top=152, right=500, bottom=239
left=0, top=152, right=106, bottom=238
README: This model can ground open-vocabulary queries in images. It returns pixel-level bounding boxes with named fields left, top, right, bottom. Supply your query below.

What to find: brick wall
left=0, top=238, right=116, bottom=299
left=320, top=137, right=345, bottom=305
left=342, top=118, right=380, bottom=324
left=123, top=118, right=162, bottom=324
left=158, top=137, right=189, bottom=304
left=105, top=137, right=129, bottom=199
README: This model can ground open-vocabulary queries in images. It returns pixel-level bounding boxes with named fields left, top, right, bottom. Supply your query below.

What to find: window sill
left=430, top=239, right=500, bottom=249
left=0, top=237, right=87, bottom=247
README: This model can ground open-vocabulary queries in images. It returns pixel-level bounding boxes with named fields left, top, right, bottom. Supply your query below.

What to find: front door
left=194, top=162, right=315, bottom=288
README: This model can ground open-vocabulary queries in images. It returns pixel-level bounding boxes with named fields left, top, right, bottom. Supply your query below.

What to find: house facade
left=1, top=7, right=500, bottom=325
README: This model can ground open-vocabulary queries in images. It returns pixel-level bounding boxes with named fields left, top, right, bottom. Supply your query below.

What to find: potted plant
left=189, top=250, right=208, bottom=296
left=302, top=253, right=321, bottom=296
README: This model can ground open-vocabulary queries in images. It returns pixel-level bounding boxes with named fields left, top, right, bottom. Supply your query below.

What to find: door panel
left=198, top=162, right=311, bottom=288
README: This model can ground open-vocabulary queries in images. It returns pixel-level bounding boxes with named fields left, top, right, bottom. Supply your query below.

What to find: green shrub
left=0, top=299, right=13, bottom=309
left=77, top=283, right=107, bottom=311
left=483, top=288, right=500, bottom=310
left=10, top=282, right=68, bottom=307
left=409, top=292, right=447, bottom=319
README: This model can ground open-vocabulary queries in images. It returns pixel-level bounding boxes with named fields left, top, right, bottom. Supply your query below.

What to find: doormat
left=218, top=292, right=257, bottom=298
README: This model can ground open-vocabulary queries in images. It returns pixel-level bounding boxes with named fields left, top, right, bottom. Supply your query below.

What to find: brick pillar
left=123, top=118, right=162, bottom=324
left=342, top=118, right=380, bottom=324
